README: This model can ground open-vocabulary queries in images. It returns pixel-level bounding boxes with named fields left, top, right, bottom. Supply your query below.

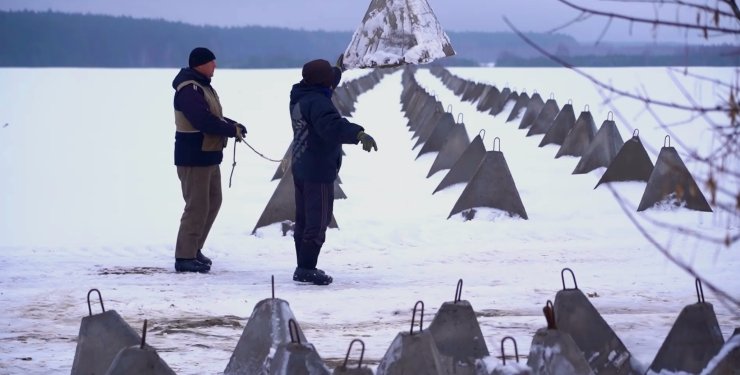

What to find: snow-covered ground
left=0, top=66, right=737, bottom=374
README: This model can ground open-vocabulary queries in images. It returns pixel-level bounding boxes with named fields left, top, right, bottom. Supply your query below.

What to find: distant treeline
left=1, top=10, right=737, bottom=68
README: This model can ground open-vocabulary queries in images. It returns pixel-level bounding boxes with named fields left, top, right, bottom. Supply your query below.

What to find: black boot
left=196, top=250, right=212, bottom=266
left=175, top=258, right=210, bottom=273
left=293, top=267, right=333, bottom=285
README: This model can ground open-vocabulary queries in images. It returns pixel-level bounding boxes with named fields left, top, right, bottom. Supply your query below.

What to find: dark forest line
left=1, top=11, right=736, bottom=68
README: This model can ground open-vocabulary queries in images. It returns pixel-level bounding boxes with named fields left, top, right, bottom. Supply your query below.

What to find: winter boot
left=196, top=250, right=212, bottom=266
left=293, top=267, right=333, bottom=285
left=175, top=258, right=210, bottom=273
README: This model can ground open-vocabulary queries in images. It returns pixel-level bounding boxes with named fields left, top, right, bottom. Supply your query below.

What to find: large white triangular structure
left=342, top=0, right=455, bottom=69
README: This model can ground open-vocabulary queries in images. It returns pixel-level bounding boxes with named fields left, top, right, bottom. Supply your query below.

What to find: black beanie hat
left=189, top=47, right=216, bottom=68
left=302, top=59, right=336, bottom=88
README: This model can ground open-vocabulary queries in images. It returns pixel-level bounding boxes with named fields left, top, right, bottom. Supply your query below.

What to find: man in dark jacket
left=289, top=59, right=378, bottom=285
left=172, top=47, right=247, bottom=273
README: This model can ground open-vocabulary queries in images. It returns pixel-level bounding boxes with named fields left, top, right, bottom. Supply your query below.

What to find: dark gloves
left=357, top=131, right=378, bottom=152
left=235, top=123, right=247, bottom=142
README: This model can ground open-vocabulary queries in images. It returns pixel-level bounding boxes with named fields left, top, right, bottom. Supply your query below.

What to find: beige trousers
left=175, top=165, right=222, bottom=259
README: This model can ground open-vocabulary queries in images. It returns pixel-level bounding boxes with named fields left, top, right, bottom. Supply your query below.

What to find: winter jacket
left=172, top=68, right=238, bottom=166
left=289, top=82, right=364, bottom=183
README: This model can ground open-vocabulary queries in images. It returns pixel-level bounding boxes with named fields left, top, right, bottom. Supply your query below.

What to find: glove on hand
left=235, top=123, right=247, bottom=142
left=357, top=131, right=378, bottom=152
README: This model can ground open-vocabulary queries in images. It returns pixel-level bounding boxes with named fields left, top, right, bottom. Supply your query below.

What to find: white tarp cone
left=342, top=0, right=455, bottom=69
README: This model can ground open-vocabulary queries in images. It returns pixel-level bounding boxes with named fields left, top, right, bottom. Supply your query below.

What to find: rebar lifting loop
left=447, top=104, right=453, bottom=113
left=500, top=336, right=520, bottom=365
left=695, top=278, right=706, bottom=304
left=457, top=113, right=464, bottom=124
left=493, top=137, right=501, bottom=152
left=608, top=111, right=614, bottom=121
left=550, top=93, right=555, bottom=100
left=664, top=135, right=671, bottom=147
left=140, top=319, right=148, bottom=349
left=568, top=99, right=573, bottom=105
left=533, top=89, right=538, bottom=94
left=454, top=279, right=464, bottom=303
left=633, top=129, right=640, bottom=137
left=410, top=300, right=425, bottom=335
left=479, top=129, right=486, bottom=141
left=561, top=268, right=578, bottom=290
left=544, top=300, right=556, bottom=330
left=271, top=275, right=275, bottom=300
left=341, top=339, right=366, bottom=370
left=584, top=104, right=590, bottom=112
left=288, top=319, right=301, bottom=344
left=87, top=288, right=105, bottom=316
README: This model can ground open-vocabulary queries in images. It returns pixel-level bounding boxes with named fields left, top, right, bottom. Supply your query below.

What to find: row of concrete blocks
left=424, top=66, right=712, bottom=213
left=71, top=270, right=739, bottom=374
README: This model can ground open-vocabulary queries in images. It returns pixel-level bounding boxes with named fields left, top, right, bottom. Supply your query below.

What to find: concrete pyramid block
left=556, top=109, right=597, bottom=158
left=476, top=86, right=500, bottom=113
left=448, top=141, right=528, bottom=220
left=526, top=98, right=559, bottom=137
left=527, top=328, right=594, bottom=375
left=648, top=280, right=725, bottom=374
left=594, top=131, right=653, bottom=188
left=703, top=334, right=740, bottom=375
left=414, top=111, right=454, bottom=150
left=270, top=341, right=330, bottom=375
left=224, top=299, right=309, bottom=375
left=554, top=269, right=642, bottom=375
left=71, top=289, right=141, bottom=375
left=518, top=93, right=544, bottom=130
left=417, top=112, right=457, bottom=159
left=539, top=103, right=575, bottom=147
left=433, top=133, right=487, bottom=194
left=428, top=121, right=471, bottom=178
left=377, top=301, right=448, bottom=375
left=507, top=92, right=530, bottom=123
left=428, top=280, right=489, bottom=365
left=105, top=320, right=176, bottom=375
left=491, top=87, right=513, bottom=116
left=342, top=0, right=455, bottom=69
left=637, top=139, right=712, bottom=212
left=572, top=117, right=624, bottom=175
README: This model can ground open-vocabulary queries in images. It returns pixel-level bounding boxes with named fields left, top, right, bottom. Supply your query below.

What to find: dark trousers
left=293, top=177, right=334, bottom=269
left=175, top=165, right=222, bottom=259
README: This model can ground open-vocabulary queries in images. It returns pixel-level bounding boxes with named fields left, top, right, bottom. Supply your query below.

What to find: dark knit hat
left=302, top=59, right=337, bottom=88
left=189, top=47, right=216, bottom=68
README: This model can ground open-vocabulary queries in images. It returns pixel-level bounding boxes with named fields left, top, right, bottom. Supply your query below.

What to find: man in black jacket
left=289, top=59, right=378, bottom=285
left=171, top=47, right=247, bottom=273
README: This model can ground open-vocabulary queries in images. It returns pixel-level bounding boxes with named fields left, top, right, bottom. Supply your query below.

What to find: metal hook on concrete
left=608, top=111, right=614, bottom=121
left=568, top=99, right=573, bottom=105
left=584, top=104, right=590, bottom=112
left=479, top=129, right=486, bottom=141
left=664, top=135, right=671, bottom=148
left=501, top=336, right=520, bottom=365
left=544, top=300, right=556, bottom=329
left=341, top=339, right=366, bottom=370
left=695, top=278, right=706, bottom=304
left=271, top=275, right=275, bottom=299
left=288, top=319, right=301, bottom=344
left=550, top=93, right=555, bottom=100
left=447, top=104, right=453, bottom=113
left=410, top=300, right=425, bottom=335
left=493, top=137, right=501, bottom=152
left=633, top=129, right=640, bottom=137
left=561, top=268, right=578, bottom=290
left=454, top=279, right=463, bottom=303
left=140, top=319, right=148, bottom=349
left=87, top=288, right=105, bottom=316
left=457, top=113, right=464, bottom=124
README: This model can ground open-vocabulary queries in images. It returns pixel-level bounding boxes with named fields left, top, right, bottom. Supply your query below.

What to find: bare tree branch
left=556, top=0, right=740, bottom=34
left=502, top=17, right=731, bottom=113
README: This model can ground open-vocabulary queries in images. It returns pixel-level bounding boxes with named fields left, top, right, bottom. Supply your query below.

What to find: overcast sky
left=1, top=0, right=736, bottom=43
